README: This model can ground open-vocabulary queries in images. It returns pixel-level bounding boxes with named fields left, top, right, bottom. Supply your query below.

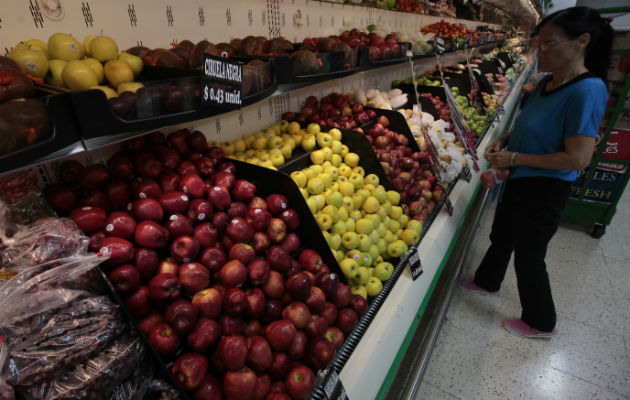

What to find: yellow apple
left=401, top=228, right=419, bottom=246
left=311, top=194, right=326, bottom=210
left=15, top=39, right=49, bottom=57
left=373, top=262, right=394, bottom=281
left=310, top=149, right=325, bottom=165
left=90, top=85, right=118, bottom=99
left=344, top=152, right=360, bottom=167
left=288, top=121, right=301, bottom=135
left=118, top=53, right=143, bottom=76
left=103, top=59, right=134, bottom=88
left=82, top=58, right=104, bottom=84
left=354, top=267, right=370, bottom=285
left=351, top=285, right=368, bottom=299
left=340, top=258, right=359, bottom=279
left=9, top=48, right=48, bottom=78
left=45, top=59, right=67, bottom=87
left=62, top=60, right=98, bottom=90
left=90, top=36, right=119, bottom=62
left=365, top=277, right=383, bottom=297
left=329, top=128, right=342, bottom=141
left=307, top=177, right=324, bottom=195
left=290, top=171, right=307, bottom=188
left=48, top=33, right=84, bottom=61
left=387, top=240, right=408, bottom=258
left=341, top=232, right=360, bottom=250
left=307, top=123, right=321, bottom=136
left=362, top=196, right=380, bottom=214
left=83, top=35, right=97, bottom=56
left=316, top=214, right=333, bottom=231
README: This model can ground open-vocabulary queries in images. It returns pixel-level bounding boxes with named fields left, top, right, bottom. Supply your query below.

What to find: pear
left=82, top=58, right=104, bottom=84
left=45, top=59, right=67, bottom=87
left=9, top=48, right=48, bottom=78
left=117, top=82, right=144, bottom=95
left=62, top=60, right=98, bottom=90
left=103, top=59, right=133, bottom=88
left=118, top=53, right=143, bottom=76
left=89, top=36, right=119, bottom=62
left=90, top=85, right=118, bottom=99
left=48, top=33, right=84, bottom=61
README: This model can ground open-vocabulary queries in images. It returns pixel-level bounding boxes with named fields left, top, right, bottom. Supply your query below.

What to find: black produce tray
left=280, top=127, right=393, bottom=192
left=497, top=52, right=513, bottom=70
left=363, top=107, right=421, bottom=153
left=0, top=93, right=81, bottom=174
left=477, top=59, right=501, bottom=75
left=70, top=65, right=277, bottom=140
left=359, top=43, right=412, bottom=69
left=393, top=83, right=441, bottom=118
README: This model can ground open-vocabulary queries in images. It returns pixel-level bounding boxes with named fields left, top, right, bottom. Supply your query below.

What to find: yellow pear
left=48, top=33, right=84, bottom=61
left=103, top=59, right=134, bottom=88
left=62, top=60, right=98, bottom=90
left=82, top=58, right=104, bottom=84
left=118, top=53, right=143, bottom=76
left=117, top=82, right=144, bottom=94
left=83, top=34, right=97, bottom=56
left=89, top=36, right=119, bottom=62
left=8, top=48, right=48, bottom=78
left=90, top=85, right=118, bottom=99
left=45, top=59, right=67, bottom=87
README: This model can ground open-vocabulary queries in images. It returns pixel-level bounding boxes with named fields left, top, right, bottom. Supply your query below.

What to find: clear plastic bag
left=21, top=334, right=145, bottom=400
left=108, top=356, right=155, bottom=400
left=0, top=218, right=89, bottom=269
left=480, top=167, right=511, bottom=188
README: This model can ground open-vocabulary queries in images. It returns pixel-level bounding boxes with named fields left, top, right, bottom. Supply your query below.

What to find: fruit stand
left=0, top=1, right=536, bottom=399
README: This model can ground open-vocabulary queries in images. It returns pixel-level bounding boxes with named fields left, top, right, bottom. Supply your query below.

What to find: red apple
left=193, top=288, right=223, bottom=318
left=173, top=353, right=208, bottom=390
left=278, top=209, right=300, bottom=232
left=285, top=366, right=315, bottom=400
left=133, top=178, right=162, bottom=200
left=229, top=243, right=256, bottom=265
left=298, top=249, right=322, bottom=273
left=221, top=315, right=246, bottom=336
left=265, top=194, right=288, bottom=216
left=332, top=284, right=351, bottom=308
left=269, top=353, right=291, bottom=380
left=148, top=273, right=181, bottom=303
left=179, top=262, right=210, bottom=292
left=124, top=286, right=153, bottom=318
left=224, top=287, right=248, bottom=316
left=45, top=184, right=78, bottom=216
left=167, top=129, right=190, bottom=154
left=155, top=147, right=181, bottom=171
left=149, top=323, right=180, bottom=358
left=70, top=206, right=106, bottom=233
left=244, top=320, right=263, bottom=337
left=265, top=320, right=296, bottom=351
left=350, top=294, right=368, bottom=315
left=212, top=211, right=230, bottom=232
left=263, top=270, right=285, bottom=299
left=218, top=335, right=248, bottom=371
left=248, top=207, right=272, bottom=231
left=170, top=235, right=200, bottom=263
left=248, top=258, right=271, bottom=286
left=282, top=302, right=312, bottom=330
left=267, top=246, right=290, bottom=272
left=193, top=223, right=218, bottom=248
left=180, top=173, right=206, bottom=198
left=324, top=326, right=344, bottom=350
left=107, top=153, right=133, bottom=181
left=233, top=180, right=257, bottom=202
left=223, top=367, right=257, bottom=400
left=336, top=308, right=358, bottom=334
left=215, top=171, right=235, bottom=190
left=160, top=191, right=190, bottom=214
left=247, top=335, right=273, bottom=372
left=134, top=153, right=163, bottom=179
left=106, top=182, right=131, bottom=210
left=226, top=217, right=254, bottom=243
left=253, top=232, right=271, bottom=255
left=227, top=202, right=248, bottom=218
left=193, top=374, right=222, bottom=400
left=245, top=287, right=267, bottom=318
left=264, top=300, right=284, bottom=324
left=306, top=336, right=336, bottom=369
left=280, top=233, right=300, bottom=254
left=286, top=272, right=313, bottom=302
left=219, top=259, right=248, bottom=288
left=78, top=164, right=110, bottom=190
left=165, top=298, right=198, bottom=334
left=109, top=264, right=141, bottom=294
left=133, top=248, right=159, bottom=280
left=200, top=247, right=226, bottom=273
left=188, top=317, right=221, bottom=353
left=99, top=237, right=134, bottom=266
left=135, top=220, right=170, bottom=249
left=305, top=315, right=327, bottom=337
left=188, top=198, right=213, bottom=222
left=138, top=312, right=163, bottom=336
left=305, top=286, right=326, bottom=314
left=157, top=257, right=179, bottom=275
left=314, top=272, right=339, bottom=298
left=321, top=302, right=338, bottom=326
left=267, top=218, right=287, bottom=244
left=178, top=160, right=198, bottom=176
left=288, top=330, right=308, bottom=361
left=254, top=374, right=271, bottom=400
left=131, top=198, right=163, bottom=221
left=208, top=185, right=231, bottom=210
left=165, top=214, right=194, bottom=238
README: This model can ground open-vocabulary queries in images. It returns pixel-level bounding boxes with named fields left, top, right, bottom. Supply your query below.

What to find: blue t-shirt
left=507, top=73, right=607, bottom=182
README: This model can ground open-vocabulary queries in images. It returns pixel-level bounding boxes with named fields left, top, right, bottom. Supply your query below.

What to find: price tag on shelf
left=408, top=247, right=423, bottom=280
left=444, top=195, right=454, bottom=216
left=201, top=54, right=243, bottom=110
left=465, top=34, right=470, bottom=49
left=460, top=165, right=472, bottom=183
left=435, top=36, right=445, bottom=55
left=323, top=369, right=348, bottom=400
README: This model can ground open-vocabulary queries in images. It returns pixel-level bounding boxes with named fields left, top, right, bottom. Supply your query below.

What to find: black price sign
left=465, top=34, right=470, bottom=49
left=201, top=54, right=243, bottom=109
left=323, top=369, right=348, bottom=400
left=461, top=165, right=472, bottom=183
left=409, top=247, right=423, bottom=280
left=435, top=36, right=445, bottom=55
left=444, top=195, right=454, bottom=215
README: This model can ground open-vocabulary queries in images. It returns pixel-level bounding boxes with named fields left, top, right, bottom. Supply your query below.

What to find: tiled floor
left=415, top=187, right=630, bottom=400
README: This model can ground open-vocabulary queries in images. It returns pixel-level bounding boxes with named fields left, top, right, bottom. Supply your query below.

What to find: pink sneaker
left=458, top=280, right=499, bottom=296
left=504, top=319, right=557, bottom=338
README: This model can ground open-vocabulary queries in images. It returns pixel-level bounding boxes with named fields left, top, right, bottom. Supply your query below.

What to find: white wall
left=576, top=0, right=630, bottom=29
left=543, top=0, right=577, bottom=15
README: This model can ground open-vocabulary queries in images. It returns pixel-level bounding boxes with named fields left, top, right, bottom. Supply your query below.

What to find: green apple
left=323, top=165, right=339, bottom=180
left=346, top=249, right=362, bottom=262
left=401, top=228, right=419, bottom=246
left=338, top=165, right=352, bottom=178
left=15, top=38, right=49, bottom=57
left=342, top=196, right=354, bottom=211
left=331, top=140, right=343, bottom=154
left=360, top=252, right=373, bottom=267
left=90, top=36, right=119, bottom=62
left=358, top=234, right=372, bottom=252
left=310, top=149, right=325, bottom=165
left=9, top=48, right=48, bottom=78
left=325, top=191, right=343, bottom=208
left=268, top=135, right=283, bottom=149
left=316, top=214, right=333, bottom=231
left=336, top=207, right=348, bottom=222
left=331, top=153, right=341, bottom=166
left=399, top=214, right=409, bottom=228
left=48, top=33, right=84, bottom=61
left=82, top=58, right=104, bottom=84
left=352, top=193, right=366, bottom=210
left=321, top=205, right=338, bottom=222
left=90, top=85, right=117, bottom=99
left=311, top=194, right=326, bottom=210
left=368, top=244, right=380, bottom=259
left=365, top=277, right=383, bottom=297
left=335, top=249, right=345, bottom=263
left=307, top=177, right=324, bottom=195
left=389, top=220, right=401, bottom=233
left=376, top=238, right=387, bottom=254
left=373, top=187, right=388, bottom=204
left=373, top=262, right=394, bottom=281
left=387, top=239, right=408, bottom=258
left=353, top=166, right=365, bottom=177
left=271, top=153, right=285, bottom=167
left=351, top=285, right=367, bottom=300
left=376, top=223, right=388, bottom=238
left=330, top=233, right=342, bottom=250
left=349, top=210, right=362, bottom=222
left=344, top=218, right=355, bottom=233
left=280, top=144, right=292, bottom=159
left=354, top=266, right=370, bottom=285
left=339, top=258, right=359, bottom=279
left=331, top=220, right=347, bottom=236
left=340, top=144, right=350, bottom=157
left=62, top=60, right=98, bottom=90
left=306, top=197, right=317, bottom=213
left=338, top=181, right=354, bottom=197
left=341, top=232, right=360, bottom=250
left=45, top=59, right=67, bottom=87
left=300, top=188, right=309, bottom=199
left=119, top=53, right=143, bottom=76
left=103, top=59, right=134, bottom=88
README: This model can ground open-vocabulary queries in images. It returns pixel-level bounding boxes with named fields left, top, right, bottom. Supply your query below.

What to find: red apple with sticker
left=170, top=235, right=200, bottom=263
left=100, top=237, right=135, bottom=266
left=214, top=171, right=235, bottom=190
left=134, top=178, right=162, bottom=199
left=248, top=207, right=272, bottom=231
left=226, top=217, right=254, bottom=243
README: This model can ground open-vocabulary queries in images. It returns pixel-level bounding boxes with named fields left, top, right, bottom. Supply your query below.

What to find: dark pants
left=474, top=177, right=571, bottom=332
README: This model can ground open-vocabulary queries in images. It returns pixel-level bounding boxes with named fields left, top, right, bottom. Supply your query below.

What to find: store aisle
left=415, top=187, right=630, bottom=400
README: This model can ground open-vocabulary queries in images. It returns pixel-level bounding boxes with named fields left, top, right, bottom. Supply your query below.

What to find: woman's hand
left=484, top=138, right=504, bottom=161
left=487, top=151, right=516, bottom=168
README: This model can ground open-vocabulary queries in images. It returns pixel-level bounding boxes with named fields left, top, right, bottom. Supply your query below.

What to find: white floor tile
left=412, top=380, right=461, bottom=400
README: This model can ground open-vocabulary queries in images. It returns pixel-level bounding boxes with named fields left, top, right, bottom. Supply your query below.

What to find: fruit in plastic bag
left=480, top=167, right=511, bottom=188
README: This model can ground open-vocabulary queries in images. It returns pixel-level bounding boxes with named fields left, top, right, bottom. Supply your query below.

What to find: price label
left=435, top=36, right=445, bottom=55
left=460, top=165, right=472, bottom=182
left=444, top=195, right=454, bottom=215
left=323, top=369, right=348, bottom=400
left=201, top=54, right=243, bottom=109
left=408, top=248, right=423, bottom=280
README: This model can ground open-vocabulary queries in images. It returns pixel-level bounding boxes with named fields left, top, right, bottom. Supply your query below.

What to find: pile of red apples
left=282, top=94, right=376, bottom=130
left=44, top=129, right=366, bottom=400
left=367, top=116, right=445, bottom=223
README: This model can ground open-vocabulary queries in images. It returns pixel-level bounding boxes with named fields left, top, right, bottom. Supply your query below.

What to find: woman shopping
left=459, top=6, right=613, bottom=338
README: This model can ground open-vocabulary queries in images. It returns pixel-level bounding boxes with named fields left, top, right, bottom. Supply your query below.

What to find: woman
left=459, top=7, right=613, bottom=338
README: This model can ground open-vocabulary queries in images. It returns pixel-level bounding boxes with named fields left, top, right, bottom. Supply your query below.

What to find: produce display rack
left=0, top=1, right=530, bottom=399
left=562, top=6, right=630, bottom=238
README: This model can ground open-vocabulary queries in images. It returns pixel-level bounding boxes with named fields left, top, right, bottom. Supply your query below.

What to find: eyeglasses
left=537, top=38, right=572, bottom=52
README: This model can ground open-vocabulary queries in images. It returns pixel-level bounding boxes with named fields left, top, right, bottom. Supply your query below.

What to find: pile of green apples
left=9, top=33, right=144, bottom=99
left=451, top=87, right=489, bottom=137
left=289, top=124, right=422, bottom=299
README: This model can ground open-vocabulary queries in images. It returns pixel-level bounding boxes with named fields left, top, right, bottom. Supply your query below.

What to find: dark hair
left=536, top=6, right=614, bottom=83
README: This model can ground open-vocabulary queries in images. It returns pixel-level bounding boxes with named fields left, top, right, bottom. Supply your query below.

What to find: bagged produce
left=108, top=357, right=154, bottom=400
left=20, top=334, right=145, bottom=400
